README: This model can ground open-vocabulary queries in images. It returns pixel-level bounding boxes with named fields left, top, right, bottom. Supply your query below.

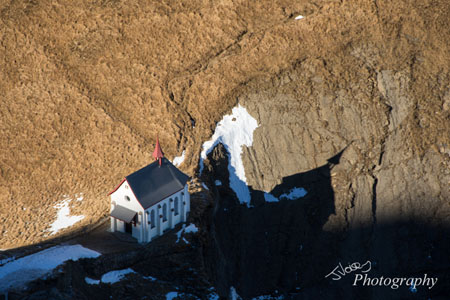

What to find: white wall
left=111, top=182, right=191, bottom=243
left=142, top=186, right=190, bottom=242
left=110, top=217, right=125, bottom=232
left=110, top=180, right=144, bottom=242
left=184, top=184, right=190, bottom=216
left=111, top=180, right=143, bottom=212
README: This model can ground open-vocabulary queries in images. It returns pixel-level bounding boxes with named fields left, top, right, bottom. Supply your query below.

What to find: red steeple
left=152, top=137, right=164, bottom=166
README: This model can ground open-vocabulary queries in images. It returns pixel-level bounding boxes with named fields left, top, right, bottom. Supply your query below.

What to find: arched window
left=150, top=210, right=155, bottom=228
left=174, top=197, right=179, bottom=215
left=163, top=203, right=167, bottom=222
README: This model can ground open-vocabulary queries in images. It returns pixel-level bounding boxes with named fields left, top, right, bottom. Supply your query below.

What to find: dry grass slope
left=0, top=0, right=449, bottom=248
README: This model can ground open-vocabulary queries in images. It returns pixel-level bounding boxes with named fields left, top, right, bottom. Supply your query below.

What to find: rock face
left=200, top=3, right=450, bottom=296
left=202, top=144, right=339, bottom=298
left=201, top=25, right=450, bottom=298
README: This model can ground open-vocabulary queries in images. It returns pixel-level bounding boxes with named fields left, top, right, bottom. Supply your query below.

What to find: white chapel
left=109, top=139, right=190, bottom=243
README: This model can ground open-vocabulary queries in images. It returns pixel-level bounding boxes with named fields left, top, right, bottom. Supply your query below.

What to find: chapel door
left=125, top=222, right=132, bottom=234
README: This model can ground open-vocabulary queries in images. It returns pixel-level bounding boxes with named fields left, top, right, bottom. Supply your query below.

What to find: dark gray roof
left=126, top=157, right=190, bottom=209
left=111, top=205, right=136, bottom=223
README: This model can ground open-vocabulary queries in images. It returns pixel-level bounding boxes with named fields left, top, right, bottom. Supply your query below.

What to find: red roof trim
left=108, top=178, right=126, bottom=196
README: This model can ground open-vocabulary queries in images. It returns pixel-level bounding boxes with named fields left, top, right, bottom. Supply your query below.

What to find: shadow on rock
left=202, top=144, right=450, bottom=300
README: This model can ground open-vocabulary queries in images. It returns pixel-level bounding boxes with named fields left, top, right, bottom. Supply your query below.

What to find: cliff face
left=200, top=1, right=450, bottom=297
left=200, top=65, right=450, bottom=298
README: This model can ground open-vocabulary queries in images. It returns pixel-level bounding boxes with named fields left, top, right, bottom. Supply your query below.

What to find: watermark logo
left=325, top=261, right=438, bottom=290
left=325, top=261, right=372, bottom=281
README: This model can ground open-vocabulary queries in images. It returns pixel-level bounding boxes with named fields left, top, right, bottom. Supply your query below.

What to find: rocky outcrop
left=208, top=43, right=450, bottom=298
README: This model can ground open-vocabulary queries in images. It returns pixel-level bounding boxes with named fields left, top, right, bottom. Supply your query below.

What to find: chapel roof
left=125, top=157, right=189, bottom=209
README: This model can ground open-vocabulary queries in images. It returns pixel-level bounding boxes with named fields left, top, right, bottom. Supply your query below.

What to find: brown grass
left=0, top=0, right=449, bottom=248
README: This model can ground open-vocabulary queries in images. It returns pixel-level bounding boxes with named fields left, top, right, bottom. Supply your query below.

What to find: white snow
left=252, top=296, right=284, bottom=300
left=264, top=193, right=279, bottom=203
left=176, top=224, right=198, bottom=243
left=0, top=245, right=100, bottom=292
left=143, top=275, right=157, bottom=281
left=295, top=15, right=304, bottom=20
left=85, top=277, right=100, bottom=285
left=76, top=193, right=84, bottom=202
left=184, top=224, right=199, bottom=234
left=199, top=104, right=259, bottom=206
left=214, top=180, right=222, bottom=186
left=208, top=293, right=220, bottom=300
left=166, top=291, right=178, bottom=300
left=172, top=150, right=186, bottom=167
left=202, top=182, right=209, bottom=190
left=230, top=286, right=242, bottom=300
left=101, top=268, right=135, bottom=284
left=279, top=187, right=307, bottom=200
left=264, top=187, right=307, bottom=203
left=47, top=198, right=85, bottom=235
left=0, top=257, right=14, bottom=265
left=85, top=268, right=138, bottom=285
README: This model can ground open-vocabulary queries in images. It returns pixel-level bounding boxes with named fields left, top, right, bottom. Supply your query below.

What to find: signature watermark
left=325, top=261, right=372, bottom=281
left=325, top=261, right=438, bottom=290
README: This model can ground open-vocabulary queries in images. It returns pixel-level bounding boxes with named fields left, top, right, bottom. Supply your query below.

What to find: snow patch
left=214, top=180, right=222, bottom=186
left=184, top=224, right=199, bottom=234
left=0, top=256, right=15, bottom=266
left=264, top=193, right=279, bottom=202
left=166, top=291, right=178, bottom=300
left=295, top=15, right=304, bottom=20
left=264, top=187, right=307, bottom=203
left=172, top=150, right=186, bottom=167
left=86, top=268, right=139, bottom=285
left=199, top=104, right=259, bottom=206
left=176, top=224, right=199, bottom=243
left=279, top=187, right=307, bottom=200
left=47, top=198, right=85, bottom=235
left=0, top=245, right=100, bottom=292
left=101, top=268, right=135, bottom=284
left=252, top=295, right=284, bottom=300
left=85, top=277, right=100, bottom=285
left=143, top=275, right=157, bottom=281
left=208, top=292, right=220, bottom=300
left=230, top=286, right=242, bottom=300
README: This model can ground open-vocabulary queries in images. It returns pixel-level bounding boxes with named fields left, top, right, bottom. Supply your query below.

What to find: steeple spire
left=152, top=137, right=164, bottom=166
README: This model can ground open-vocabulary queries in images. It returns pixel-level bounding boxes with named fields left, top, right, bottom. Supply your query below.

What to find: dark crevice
left=371, top=176, right=378, bottom=226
